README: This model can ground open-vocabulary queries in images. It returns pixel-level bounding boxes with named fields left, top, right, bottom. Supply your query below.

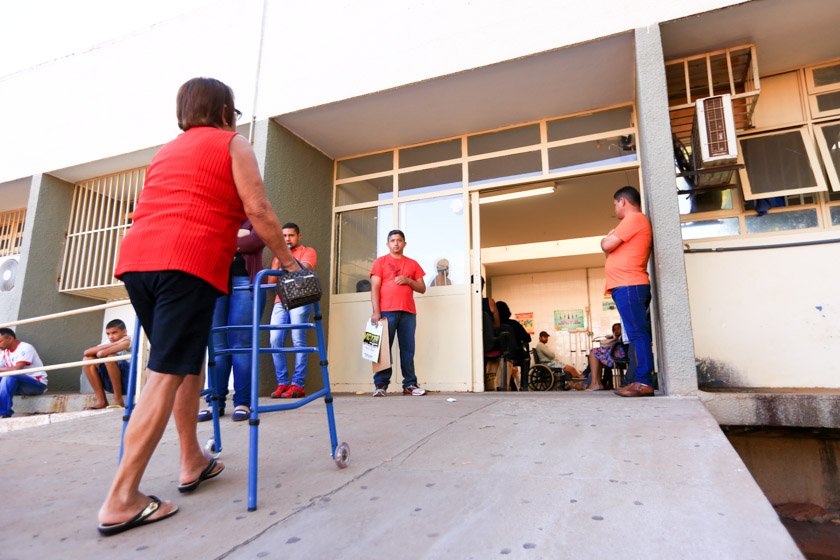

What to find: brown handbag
left=275, top=263, right=322, bottom=309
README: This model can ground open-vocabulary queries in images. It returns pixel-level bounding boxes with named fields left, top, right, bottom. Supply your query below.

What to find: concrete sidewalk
left=0, top=393, right=802, bottom=559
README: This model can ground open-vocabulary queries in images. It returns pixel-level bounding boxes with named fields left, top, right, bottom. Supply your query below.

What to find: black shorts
left=122, top=271, right=221, bottom=375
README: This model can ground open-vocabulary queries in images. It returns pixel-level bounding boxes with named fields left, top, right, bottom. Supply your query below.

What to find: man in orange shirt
left=601, top=186, right=655, bottom=397
left=268, top=223, right=318, bottom=398
left=370, top=230, right=427, bottom=397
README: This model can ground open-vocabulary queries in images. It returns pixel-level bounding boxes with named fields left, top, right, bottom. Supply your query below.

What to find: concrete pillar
left=13, top=174, right=104, bottom=392
left=252, top=119, right=334, bottom=396
left=634, top=25, right=698, bottom=395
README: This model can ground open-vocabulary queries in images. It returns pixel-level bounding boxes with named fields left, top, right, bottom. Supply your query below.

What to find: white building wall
left=257, top=0, right=744, bottom=118
left=0, top=0, right=745, bottom=185
left=0, top=0, right=262, bottom=184
left=686, top=233, right=840, bottom=389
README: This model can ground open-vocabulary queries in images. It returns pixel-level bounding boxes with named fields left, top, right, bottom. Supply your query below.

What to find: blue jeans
left=207, top=275, right=266, bottom=408
left=270, top=302, right=312, bottom=387
left=0, top=374, right=47, bottom=416
left=374, top=311, right=418, bottom=389
left=611, top=284, right=654, bottom=386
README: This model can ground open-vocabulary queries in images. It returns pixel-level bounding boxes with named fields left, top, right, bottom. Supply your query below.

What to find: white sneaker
left=402, top=384, right=426, bottom=396
left=372, top=386, right=387, bottom=397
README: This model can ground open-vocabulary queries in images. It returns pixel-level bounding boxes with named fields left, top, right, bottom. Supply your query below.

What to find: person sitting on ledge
left=83, top=319, right=132, bottom=409
left=0, top=327, right=47, bottom=418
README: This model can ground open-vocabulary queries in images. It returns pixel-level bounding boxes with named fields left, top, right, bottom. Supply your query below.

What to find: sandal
left=97, top=495, right=178, bottom=536
left=197, top=408, right=225, bottom=422
left=231, top=405, right=250, bottom=422
left=177, top=458, right=225, bottom=493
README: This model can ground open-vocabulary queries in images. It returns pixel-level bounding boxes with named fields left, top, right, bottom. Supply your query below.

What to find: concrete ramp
left=0, top=394, right=802, bottom=559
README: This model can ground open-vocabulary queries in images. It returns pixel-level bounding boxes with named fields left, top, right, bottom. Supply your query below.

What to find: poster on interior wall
left=554, top=309, right=585, bottom=331
left=602, top=295, right=616, bottom=311
left=515, top=312, right=534, bottom=334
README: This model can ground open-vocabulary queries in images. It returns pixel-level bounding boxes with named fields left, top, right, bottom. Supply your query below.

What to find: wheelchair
left=527, top=349, right=573, bottom=391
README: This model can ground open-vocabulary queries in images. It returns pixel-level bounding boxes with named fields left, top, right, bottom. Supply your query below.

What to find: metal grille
left=702, top=97, right=730, bottom=157
left=59, top=167, right=146, bottom=300
left=666, top=45, right=760, bottom=146
left=0, top=208, right=27, bottom=257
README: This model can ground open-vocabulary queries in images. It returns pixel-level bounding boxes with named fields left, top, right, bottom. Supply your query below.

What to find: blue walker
left=121, top=268, right=349, bottom=512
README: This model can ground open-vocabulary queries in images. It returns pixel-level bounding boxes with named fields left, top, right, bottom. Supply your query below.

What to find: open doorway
left=471, top=168, right=642, bottom=391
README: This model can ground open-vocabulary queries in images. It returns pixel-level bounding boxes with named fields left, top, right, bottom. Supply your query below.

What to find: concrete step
left=14, top=392, right=99, bottom=415
left=0, top=408, right=112, bottom=434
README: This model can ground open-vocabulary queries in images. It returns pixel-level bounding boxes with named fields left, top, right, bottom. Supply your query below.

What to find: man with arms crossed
left=370, top=230, right=427, bottom=397
left=601, top=186, right=655, bottom=397
left=268, top=222, right=317, bottom=398
left=83, top=319, right=131, bottom=409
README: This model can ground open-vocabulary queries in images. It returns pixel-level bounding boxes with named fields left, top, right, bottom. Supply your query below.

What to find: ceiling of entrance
left=275, top=33, right=635, bottom=160
left=479, top=169, right=639, bottom=277
left=485, top=253, right=607, bottom=277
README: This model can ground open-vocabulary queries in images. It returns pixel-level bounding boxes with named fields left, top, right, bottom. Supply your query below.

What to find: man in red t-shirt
left=370, top=230, right=427, bottom=396
left=267, top=223, right=318, bottom=399
left=601, top=186, right=654, bottom=397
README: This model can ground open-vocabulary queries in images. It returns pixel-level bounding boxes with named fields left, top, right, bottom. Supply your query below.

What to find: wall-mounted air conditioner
left=693, top=94, right=738, bottom=167
left=0, top=255, right=20, bottom=292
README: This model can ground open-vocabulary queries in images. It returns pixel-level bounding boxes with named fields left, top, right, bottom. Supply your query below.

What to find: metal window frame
left=329, top=103, right=639, bottom=296
left=805, top=59, right=840, bottom=119
left=666, top=44, right=760, bottom=147
left=813, top=120, right=840, bottom=192
left=737, top=126, right=827, bottom=200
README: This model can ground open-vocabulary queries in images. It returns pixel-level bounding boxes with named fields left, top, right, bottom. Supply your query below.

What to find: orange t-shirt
left=604, top=211, right=652, bottom=293
left=271, top=245, right=318, bottom=304
left=371, top=254, right=425, bottom=314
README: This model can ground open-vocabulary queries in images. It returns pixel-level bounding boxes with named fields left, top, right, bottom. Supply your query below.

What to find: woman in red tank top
left=98, top=78, right=301, bottom=536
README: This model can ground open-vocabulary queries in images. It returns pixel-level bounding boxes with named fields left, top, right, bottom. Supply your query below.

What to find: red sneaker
left=281, top=384, right=305, bottom=398
left=270, top=385, right=289, bottom=398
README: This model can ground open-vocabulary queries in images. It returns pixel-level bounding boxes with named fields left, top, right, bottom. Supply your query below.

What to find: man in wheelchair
left=528, top=331, right=584, bottom=391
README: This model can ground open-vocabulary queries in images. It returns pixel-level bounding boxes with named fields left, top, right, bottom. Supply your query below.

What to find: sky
left=0, top=0, right=217, bottom=78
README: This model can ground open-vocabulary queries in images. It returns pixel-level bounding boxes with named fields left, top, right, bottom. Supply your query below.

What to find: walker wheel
left=205, top=437, right=221, bottom=459
left=334, top=442, right=350, bottom=469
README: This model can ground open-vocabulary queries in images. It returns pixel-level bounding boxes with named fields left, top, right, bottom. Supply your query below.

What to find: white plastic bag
left=362, top=320, right=384, bottom=362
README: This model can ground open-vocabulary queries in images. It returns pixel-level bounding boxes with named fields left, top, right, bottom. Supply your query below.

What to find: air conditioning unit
left=0, top=255, right=20, bottom=292
left=693, top=94, right=738, bottom=167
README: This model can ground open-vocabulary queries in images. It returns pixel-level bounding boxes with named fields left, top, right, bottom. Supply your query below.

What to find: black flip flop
left=97, top=495, right=178, bottom=537
left=177, top=458, right=224, bottom=493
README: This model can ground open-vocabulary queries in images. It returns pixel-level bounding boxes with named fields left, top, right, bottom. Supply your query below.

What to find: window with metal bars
left=59, top=167, right=146, bottom=300
left=0, top=208, right=26, bottom=257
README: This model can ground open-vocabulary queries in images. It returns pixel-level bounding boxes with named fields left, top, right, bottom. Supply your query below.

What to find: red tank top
left=115, top=127, right=245, bottom=293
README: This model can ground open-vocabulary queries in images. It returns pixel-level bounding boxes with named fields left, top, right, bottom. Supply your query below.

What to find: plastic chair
left=482, top=312, right=515, bottom=391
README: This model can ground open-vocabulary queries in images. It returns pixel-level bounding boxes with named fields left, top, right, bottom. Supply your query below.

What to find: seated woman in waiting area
left=586, top=323, right=627, bottom=391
